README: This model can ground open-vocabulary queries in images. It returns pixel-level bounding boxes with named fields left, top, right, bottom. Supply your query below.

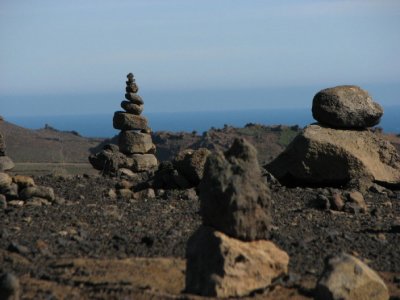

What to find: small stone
left=0, top=273, right=20, bottom=300
left=117, top=188, right=134, bottom=200
left=7, top=200, right=24, bottom=207
left=347, top=191, right=367, bottom=213
left=12, top=175, right=35, bottom=189
left=0, top=194, right=7, bottom=209
left=317, top=194, right=331, bottom=210
left=116, top=168, right=136, bottom=179
left=20, top=186, right=55, bottom=202
left=2, top=183, right=18, bottom=200
left=330, top=192, right=345, bottom=211
left=133, top=188, right=156, bottom=200
left=8, top=241, right=30, bottom=255
left=0, top=172, right=12, bottom=190
left=315, top=253, right=389, bottom=300
left=126, top=83, right=139, bottom=93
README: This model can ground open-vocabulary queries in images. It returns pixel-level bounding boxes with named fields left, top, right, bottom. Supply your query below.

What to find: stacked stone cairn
left=266, top=85, right=400, bottom=190
left=0, top=129, right=57, bottom=209
left=89, top=73, right=157, bottom=176
left=185, top=138, right=289, bottom=298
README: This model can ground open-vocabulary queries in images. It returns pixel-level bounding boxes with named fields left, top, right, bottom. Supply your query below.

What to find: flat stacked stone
left=89, top=73, right=158, bottom=175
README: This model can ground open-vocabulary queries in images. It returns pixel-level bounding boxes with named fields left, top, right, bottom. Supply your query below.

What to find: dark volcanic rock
left=174, top=148, right=211, bottom=186
left=312, top=85, right=383, bottom=129
left=199, top=138, right=272, bottom=241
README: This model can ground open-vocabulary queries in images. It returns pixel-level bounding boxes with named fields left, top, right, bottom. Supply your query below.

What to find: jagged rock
left=315, top=253, right=389, bottom=300
left=119, top=131, right=153, bottom=154
left=185, top=226, right=289, bottom=298
left=199, top=138, right=272, bottom=241
left=266, top=124, right=400, bottom=188
left=131, top=154, right=158, bottom=172
left=113, top=112, right=149, bottom=131
left=174, top=148, right=211, bottom=186
left=151, top=161, right=191, bottom=190
left=20, top=186, right=55, bottom=202
left=312, top=85, right=383, bottom=128
left=0, top=172, right=12, bottom=190
left=12, top=175, right=35, bottom=189
left=89, top=148, right=133, bottom=174
left=125, top=93, right=143, bottom=105
left=0, top=156, right=15, bottom=172
left=121, top=101, right=143, bottom=115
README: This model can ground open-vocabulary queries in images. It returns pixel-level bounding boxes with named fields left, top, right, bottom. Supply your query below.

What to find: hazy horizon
left=1, top=1, right=400, bottom=117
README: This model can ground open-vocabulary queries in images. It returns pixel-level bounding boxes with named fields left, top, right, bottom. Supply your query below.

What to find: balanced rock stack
left=89, top=73, right=157, bottom=175
left=185, top=138, right=289, bottom=298
left=266, top=85, right=400, bottom=189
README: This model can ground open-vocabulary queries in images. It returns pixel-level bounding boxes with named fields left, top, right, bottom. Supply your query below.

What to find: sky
left=0, top=0, right=400, bottom=116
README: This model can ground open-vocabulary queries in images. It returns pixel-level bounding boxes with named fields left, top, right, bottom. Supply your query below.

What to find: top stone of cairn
left=312, top=85, right=383, bottom=129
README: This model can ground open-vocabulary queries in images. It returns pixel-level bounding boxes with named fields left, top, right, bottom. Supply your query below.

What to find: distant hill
left=0, top=120, right=102, bottom=163
left=1, top=118, right=399, bottom=166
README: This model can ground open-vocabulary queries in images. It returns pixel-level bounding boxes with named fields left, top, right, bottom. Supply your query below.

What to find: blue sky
left=0, top=0, right=399, bottom=116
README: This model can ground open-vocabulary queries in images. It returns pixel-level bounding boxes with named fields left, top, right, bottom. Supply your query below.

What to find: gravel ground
left=0, top=174, right=399, bottom=298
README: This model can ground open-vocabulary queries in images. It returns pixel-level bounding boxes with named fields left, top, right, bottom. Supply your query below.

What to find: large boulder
left=118, top=131, right=153, bottom=154
left=113, top=112, right=148, bottom=131
left=312, top=85, right=383, bottom=128
left=315, top=253, right=389, bottom=300
left=266, top=124, right=400, bottom=188
left=174, top=148, right=211, bottom=186
left=199, top=138, right=272, bottom=241
left=185, top=226, right=289, bottom=298
left=0, top=156, right=14, bottom=172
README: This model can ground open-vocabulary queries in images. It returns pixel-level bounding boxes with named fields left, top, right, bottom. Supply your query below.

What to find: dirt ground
left=1, top=174, right=400, bottom=299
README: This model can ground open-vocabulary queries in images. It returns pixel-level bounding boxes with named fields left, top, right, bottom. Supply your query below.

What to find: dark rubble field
left=1, top=174, right=400, bottom=299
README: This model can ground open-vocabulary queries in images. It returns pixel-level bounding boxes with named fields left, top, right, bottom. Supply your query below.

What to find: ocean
left=6, top=107, right=400, bottom=138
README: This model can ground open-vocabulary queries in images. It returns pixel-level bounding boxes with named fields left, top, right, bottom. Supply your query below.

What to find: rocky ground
left=1, top=174, right=400, bottom=299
